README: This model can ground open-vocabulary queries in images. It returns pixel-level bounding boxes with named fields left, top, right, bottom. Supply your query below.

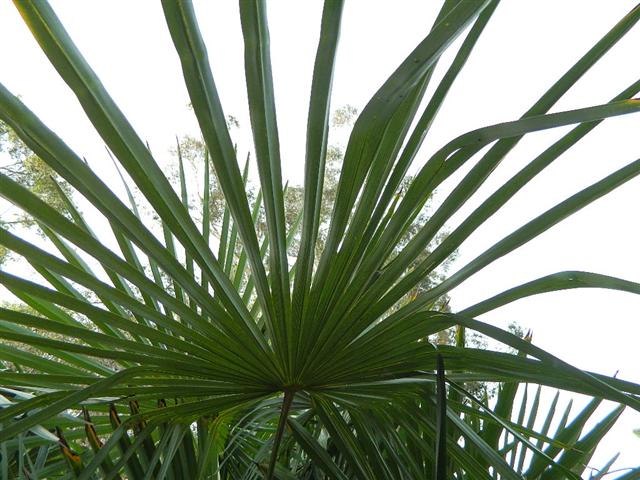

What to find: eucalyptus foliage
left=1, top=1, right=640, bottom=479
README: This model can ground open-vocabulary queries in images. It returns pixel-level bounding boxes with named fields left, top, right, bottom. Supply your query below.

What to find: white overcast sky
left=1, top=0, right=640, bottom=473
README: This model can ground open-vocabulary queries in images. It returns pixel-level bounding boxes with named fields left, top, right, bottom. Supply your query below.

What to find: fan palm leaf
left=1, top=0, right=640, bottom=478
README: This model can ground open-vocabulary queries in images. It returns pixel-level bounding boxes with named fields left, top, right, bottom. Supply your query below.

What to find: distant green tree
left=172, top=106, right=455, bottom=313
left=1, top=120, right=73, bottom=265
left=0, top=121, right=72, bottom=220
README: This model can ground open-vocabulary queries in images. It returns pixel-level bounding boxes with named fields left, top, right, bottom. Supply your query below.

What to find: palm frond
left=1, top=1, right=640, bottom=478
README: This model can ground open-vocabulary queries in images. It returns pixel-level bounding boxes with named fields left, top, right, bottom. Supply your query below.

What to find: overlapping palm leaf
left=1, top=0, right=640, bottom=478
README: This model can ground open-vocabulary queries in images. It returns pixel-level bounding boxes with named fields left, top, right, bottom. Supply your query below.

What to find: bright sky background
left=1, top=0, right=640, bottom=473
